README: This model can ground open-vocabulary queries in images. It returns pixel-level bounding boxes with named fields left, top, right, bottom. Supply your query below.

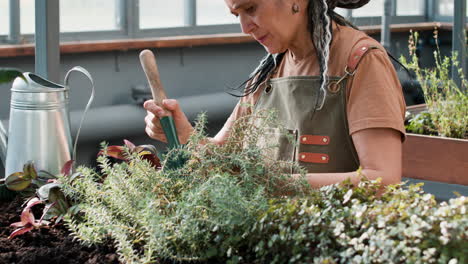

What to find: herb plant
left=401, top=29, right=468, bottom=139
left=58, top=111, right=467, bottom=264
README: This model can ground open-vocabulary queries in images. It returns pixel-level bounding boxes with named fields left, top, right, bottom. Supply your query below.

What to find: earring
left=292, top=3, right=300, bottom=14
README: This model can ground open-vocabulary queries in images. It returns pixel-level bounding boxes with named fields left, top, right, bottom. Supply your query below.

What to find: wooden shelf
left=0, top=22, right=462, bottom=58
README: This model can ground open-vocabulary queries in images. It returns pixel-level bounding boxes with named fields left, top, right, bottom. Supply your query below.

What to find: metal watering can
left=0, top=66, right=95, bottom=179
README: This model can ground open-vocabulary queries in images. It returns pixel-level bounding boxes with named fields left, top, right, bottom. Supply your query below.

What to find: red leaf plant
left=61, top=159, right=75, bottom=178
left=8, top=197, right=49, bottom=239
left=98, top=139, right=161, bottom=168
left=7, top=161, right=75, bottom=239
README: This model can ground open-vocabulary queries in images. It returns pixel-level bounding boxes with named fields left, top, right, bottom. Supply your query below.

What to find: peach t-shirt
left=227, top=23, right=406, bottom=139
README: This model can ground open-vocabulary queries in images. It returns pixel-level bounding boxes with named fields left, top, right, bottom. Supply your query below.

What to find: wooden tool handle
left=139, top=49, right=168, bottom=107
left=139, top=49, right=181, bottom=149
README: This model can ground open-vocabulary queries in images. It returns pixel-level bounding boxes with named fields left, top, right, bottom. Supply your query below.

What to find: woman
left=143, top=0, right=406, bottom=188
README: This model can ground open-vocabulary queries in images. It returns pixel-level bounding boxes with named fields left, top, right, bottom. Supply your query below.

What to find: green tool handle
left=139, top=49, right=181, bottom=148
left=160, top=116, right=181, bottom=148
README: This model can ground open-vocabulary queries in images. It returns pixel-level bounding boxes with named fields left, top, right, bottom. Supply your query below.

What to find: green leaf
left=69, top=172, right=82, bottom=183
left=37, top=182, right=61, bottom=201
left=5, top=172, right=32, bottom=191
left=0, top=68, right=26, bottom=84
left=37, top=170, right=58, bottom=180
left=42, top=201, right=67, bottom=222
left=49, top=186, right=66, bottom=204
left=37, top=183, right=69, bottom=220
left=22, top=161, right=38, bottom=180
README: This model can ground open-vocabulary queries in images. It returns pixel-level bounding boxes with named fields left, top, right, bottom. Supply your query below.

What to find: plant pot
left=405, top=103, right=427, bottom=119
left=403, top=133, right=468, bottom=185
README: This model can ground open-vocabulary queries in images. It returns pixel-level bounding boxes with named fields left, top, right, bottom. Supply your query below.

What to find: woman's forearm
left=297, top=168, right=401, bottom=189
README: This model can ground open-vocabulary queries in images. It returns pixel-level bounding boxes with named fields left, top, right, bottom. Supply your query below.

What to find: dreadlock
left=232, top=0, right=370, bottom=98
left=310, top=0, right=332, bottom=99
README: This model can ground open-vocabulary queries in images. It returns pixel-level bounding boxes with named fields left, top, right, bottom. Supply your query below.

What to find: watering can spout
left=0, top=121, right=7, bottom=167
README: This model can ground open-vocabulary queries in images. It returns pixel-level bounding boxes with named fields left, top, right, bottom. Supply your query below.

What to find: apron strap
left=346, top=44, right=380, bottom=75
left=328, top=44, right=381, bottom=92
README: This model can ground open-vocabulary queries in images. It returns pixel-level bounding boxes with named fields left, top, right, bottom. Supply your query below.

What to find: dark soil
left=0, top=196, right=120, bottom=264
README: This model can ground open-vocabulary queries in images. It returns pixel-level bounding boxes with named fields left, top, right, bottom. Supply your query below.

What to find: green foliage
left=60, top=111, right=467, bottom=264
left=3, top=160, right=60, bottom=196
left=405, top=112, right=438, bottom=137
left=2, top=161, right=76, bottom=239
left=4, top=161, right=37, bottom=191
left=246, top=183, right=467, bottom=264
left=0, top=67, right=26, bottom=84
left=401, top=30, right=468, bottom=139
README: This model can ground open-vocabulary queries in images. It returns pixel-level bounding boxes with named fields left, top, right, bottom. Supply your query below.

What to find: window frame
left=0, top=0, right=448, bottom=45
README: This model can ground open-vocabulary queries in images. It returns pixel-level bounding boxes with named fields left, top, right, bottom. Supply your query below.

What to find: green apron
left=254, top=74, right=359, bottom=173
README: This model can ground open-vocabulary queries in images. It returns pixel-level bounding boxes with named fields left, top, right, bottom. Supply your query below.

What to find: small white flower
left=377, top=218, right=386, bottom=228
left=448, top=259, right=458, bottom=264
left=343, top=189, right=353, bottom=204
left=359, top=232, right=369, bottom=242
left=333, top=222, right=345, bottom=236
left=413, top=231, right=422, bottom=238
left=422, top=193, right=432, bottom=201
left=439, top=235, right=450, bottom=245
left=422, top=247, right=436, bottom=261
left=355, top=205, right=367, bottom=219
left=440, top=221, right=449, bottom=236
left=349, top=237, right=358, bottom=246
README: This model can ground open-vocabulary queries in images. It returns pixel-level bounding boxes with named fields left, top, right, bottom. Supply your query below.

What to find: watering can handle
left=64, top=66, right=95, bottom=162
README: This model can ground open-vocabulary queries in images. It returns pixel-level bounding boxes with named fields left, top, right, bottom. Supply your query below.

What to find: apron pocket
left=257, top=127, right=298, bottom=165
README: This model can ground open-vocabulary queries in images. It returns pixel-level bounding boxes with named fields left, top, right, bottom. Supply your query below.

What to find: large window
left=438, top=0, right=468, bottom=17
left=352, top=0, right=424, bottom=17
left=61, top=0, right=120, bottom=32
left=0, top=0, right=9, bottom=36
left=20, top=0, right=34, bottom=34
left=438, top=0, right=455, bottom=16
left=18, top=0, right=120, bottom=34
left=334, top=8, right=349, bottom=18
left=353, top=0, right=384, bottom=17
left=397, top=0, right=425, bottom=16
left=197, top=0, right=238, bottom=26
left=139, top=0, right=185, bottom=29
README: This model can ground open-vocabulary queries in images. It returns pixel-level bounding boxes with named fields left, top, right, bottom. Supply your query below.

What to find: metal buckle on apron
left=264, top=83, right=273, bottom=94
left=327, top=66, right=356, bottom=94
left=344, top=65, right=356, bottom=76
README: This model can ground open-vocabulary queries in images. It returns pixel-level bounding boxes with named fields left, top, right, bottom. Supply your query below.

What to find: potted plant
left=401, top=30, right=468, bottom=186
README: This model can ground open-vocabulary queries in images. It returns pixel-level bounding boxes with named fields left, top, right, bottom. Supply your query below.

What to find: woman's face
left=224, top=0, right=308, bottom=54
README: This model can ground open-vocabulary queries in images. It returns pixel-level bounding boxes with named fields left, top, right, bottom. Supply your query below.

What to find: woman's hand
left=143, top=99, right=194, bottom=144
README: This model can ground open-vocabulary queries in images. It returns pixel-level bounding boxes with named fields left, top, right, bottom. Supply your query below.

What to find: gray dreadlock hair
left=234, top=0, right=370, bottom=100
left=318, top=0, right=332, bottom=98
